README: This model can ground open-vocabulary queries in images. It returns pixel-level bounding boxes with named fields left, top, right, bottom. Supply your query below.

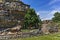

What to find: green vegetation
left=52, top=12, right=60, bottom=22
left=52, top=12, right=60, bottom=27
left=11, top=32, right=60, bottom=40
left=24, top=8, right=42, bottom=29
left=21, top=29, right=30, bottom=32
left=21, top=29, right=39, bottom=32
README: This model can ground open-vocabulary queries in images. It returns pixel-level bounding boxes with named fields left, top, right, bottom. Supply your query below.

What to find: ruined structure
left=0, top=0, right=30, bottom=28
left=41, top=20, right=58, bottom=34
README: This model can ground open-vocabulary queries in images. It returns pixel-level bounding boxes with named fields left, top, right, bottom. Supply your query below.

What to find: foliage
left=24, top=8, right=42, bottom=29
left=52, top=12, right=60, bottom=22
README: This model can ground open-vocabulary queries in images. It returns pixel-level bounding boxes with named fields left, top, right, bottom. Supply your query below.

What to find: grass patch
left=21, top=29, right=30, bottom=32
left=13, top=32, right=60, bottom=40
left=21, top=29, right=38, bottom=32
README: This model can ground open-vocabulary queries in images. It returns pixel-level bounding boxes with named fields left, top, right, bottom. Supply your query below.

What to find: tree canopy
left=52, top=12, right=60, bottom=22
left=24, top=8, right=42, bottom=29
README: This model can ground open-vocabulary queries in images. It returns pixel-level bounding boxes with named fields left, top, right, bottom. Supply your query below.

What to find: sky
left=21, top=0, right=60, bottom=20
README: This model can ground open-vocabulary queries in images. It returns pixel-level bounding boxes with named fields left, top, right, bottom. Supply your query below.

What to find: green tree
left=24, top=8, right=42, bottom=29
left=52, top=12, right=60, bottom=22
